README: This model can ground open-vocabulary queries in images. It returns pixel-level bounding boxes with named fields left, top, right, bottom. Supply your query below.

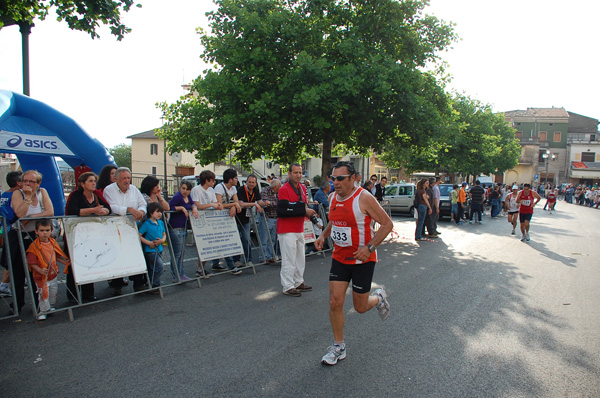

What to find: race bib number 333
left=331, top=225, right=352, bottom=247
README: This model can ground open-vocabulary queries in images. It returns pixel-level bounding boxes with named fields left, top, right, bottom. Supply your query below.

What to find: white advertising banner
left=190, top=210, right=243, bottom=261
left=0, top=130, right=75, bottom=156
left=64, top=216, right=147, bottom=284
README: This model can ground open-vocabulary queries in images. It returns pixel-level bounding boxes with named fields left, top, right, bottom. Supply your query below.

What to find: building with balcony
left=504, top=108, right=569, bottom=186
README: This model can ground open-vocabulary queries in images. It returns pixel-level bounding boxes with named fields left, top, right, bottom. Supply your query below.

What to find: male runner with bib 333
left=315, top=161, right=393, bottom=365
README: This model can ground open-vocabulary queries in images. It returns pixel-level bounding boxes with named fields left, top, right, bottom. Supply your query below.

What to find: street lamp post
left=542, top=150, right=557, bottom=187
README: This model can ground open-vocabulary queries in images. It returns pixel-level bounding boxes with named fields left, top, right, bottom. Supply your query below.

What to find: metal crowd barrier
left=0, top=203, right=337, bottom=322
left=0, top=216, right=19, bottom=320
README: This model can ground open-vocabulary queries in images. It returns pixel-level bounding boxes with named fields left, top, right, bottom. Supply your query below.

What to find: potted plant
left=176, top=163, right=195, bottom=176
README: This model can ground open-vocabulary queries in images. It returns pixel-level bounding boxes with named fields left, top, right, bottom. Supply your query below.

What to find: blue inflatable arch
left=0, top=90, right=115, bottom=215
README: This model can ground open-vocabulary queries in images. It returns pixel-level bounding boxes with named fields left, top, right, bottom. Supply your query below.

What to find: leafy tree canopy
left=110, top=143, right=132, bottom=169
left=0, top=0, right=141, bottom=40
left=158, top=0, right=456, bottom=177
left=381, top=93, right=521, bottom=176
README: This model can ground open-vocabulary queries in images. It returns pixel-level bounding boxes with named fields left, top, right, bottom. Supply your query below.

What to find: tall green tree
left=109, top=143, right=131, bottom=169
left=0, top=0, right=140, bottom=40
left=382, top=94, right=521, bottom=177
left=158, top=0, right=456, bottom=178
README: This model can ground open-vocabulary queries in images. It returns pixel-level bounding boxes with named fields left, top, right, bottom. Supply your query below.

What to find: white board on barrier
left=190, top=210, right=243, bottom=261
left=304, top=220, right=316, bottom=243
left=64, top=216, right=147, bottom=284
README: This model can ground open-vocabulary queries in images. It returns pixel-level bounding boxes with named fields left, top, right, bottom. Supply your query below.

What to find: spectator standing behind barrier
left=95, top=164, right=117, bottom=203
left=362, top=180, right=374, bottom=194
left=25, top=219, right=71, bottom=320
left=312, top=181, right=331, bottom=212
left=235, top=175, right=265, bottom=267
left=374, top=177, right=387, bottom=202
left=0, top=171, right=22, bottom=297
left=140, top=176, right=170, bottom=212
left=9, top=170, right=54, bottom=314
left=213, top=169, right=243, bottom=275
left=191, top=170, right=223, bottom=278
left=369, top=175, right=378, bottom=195
left=258, top=179, right=280, bottom=264
left=168, top=180, right=197, bottom=282
left=276, top=163, right=317, bottom=297
left=138, top=203, right=166, bottom=292
left=64, top=172, right=111, bottom=303
left=103, top=167, right=147, bottom=294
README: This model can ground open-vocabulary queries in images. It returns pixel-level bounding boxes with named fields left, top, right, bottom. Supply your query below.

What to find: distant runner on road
left=516, top=183, right=541, bottom=242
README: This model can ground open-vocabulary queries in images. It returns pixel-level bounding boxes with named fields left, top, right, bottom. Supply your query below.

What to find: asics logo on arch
left=6, top=135, right=22, bottom=148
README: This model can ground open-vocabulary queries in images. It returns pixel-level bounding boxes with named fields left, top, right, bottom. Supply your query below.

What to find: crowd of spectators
left=0, top=165, right=336, bottom=317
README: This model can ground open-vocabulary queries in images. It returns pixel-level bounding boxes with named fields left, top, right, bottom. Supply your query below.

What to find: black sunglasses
left=330, top=175, right=351, bottom=182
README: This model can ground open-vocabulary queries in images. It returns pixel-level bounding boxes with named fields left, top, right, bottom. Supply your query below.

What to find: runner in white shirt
left=505, top=185, right=520, bottom=235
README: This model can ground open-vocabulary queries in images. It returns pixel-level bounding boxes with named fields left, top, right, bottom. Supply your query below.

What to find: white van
left=384, top=183, right=416, bottom=215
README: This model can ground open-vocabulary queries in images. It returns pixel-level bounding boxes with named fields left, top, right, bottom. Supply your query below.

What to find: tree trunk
left=321, top=136, right=332, bottom=180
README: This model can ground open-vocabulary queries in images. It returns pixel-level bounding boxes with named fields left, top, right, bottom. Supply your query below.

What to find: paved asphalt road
left=1, top=202, right=599, bottom=397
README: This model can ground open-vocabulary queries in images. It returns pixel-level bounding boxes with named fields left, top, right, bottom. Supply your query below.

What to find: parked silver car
left=384, top=183, right=416, bottom=215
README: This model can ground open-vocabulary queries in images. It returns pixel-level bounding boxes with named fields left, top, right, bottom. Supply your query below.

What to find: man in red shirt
left=516, top=183, right=541, bottom=242
left=315, top=161, right=393, bottom=365
left=276, top=163, right=317, bottom=297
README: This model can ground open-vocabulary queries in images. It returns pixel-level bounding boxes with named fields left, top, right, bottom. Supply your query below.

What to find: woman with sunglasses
left=9, top=170, right=54, bottom=314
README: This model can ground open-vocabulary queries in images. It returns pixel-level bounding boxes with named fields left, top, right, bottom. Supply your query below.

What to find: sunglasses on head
left=330, top=175, right=351, bottom=182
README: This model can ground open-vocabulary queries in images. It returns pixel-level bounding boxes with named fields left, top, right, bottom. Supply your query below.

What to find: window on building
left=539, top=150, right=547, bottom=163
left=581, top=152, right=595, bottom=162
left=553, top=132, right=561, bottom=142
left=591, top=134, right=596, bottom=142
left=151, top=166, right=157, bottom=176
left=150, top=143, right=158, bottom=155
left=539, top=131, right=547, bottom=141
left=515, top=131, right=523, bottom=139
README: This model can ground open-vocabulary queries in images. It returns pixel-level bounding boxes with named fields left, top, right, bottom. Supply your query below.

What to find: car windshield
left=439, top=184, right=453, bottom=197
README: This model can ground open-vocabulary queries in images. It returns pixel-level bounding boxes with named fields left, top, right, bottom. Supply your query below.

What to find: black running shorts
left=329, top=258, right=376, bottom=294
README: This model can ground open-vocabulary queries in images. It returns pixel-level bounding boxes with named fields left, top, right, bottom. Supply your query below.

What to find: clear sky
left=1, top=0, right=598, bottom=149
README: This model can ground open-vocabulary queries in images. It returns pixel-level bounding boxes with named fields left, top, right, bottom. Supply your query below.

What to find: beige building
left=128, top=129, right=281, bottom=182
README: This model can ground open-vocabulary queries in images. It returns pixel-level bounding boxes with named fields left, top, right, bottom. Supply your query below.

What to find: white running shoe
left=321, top=344, right=346, bottom=365
left=374, top=288, right=390, bottom=321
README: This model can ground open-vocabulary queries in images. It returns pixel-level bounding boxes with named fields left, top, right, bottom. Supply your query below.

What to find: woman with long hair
left=415, top=179, right=432, bottom=241
left=140, top=176, right=169, bottom=211
left=64, top=172, right=112, bottom=302
left=167, top=180, right=198, bottom=282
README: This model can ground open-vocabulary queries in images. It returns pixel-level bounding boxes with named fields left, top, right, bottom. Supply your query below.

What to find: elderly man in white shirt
left=103, top=167, right=148, bottom=294
left=103, top=167, right=147, bottom=221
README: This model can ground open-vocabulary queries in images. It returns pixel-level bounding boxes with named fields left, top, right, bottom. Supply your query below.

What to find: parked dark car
left=438, top=184, right=470, bottom=219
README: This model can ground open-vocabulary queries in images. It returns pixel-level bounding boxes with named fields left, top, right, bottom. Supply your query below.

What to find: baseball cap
left=512, top=185, right=518, bottom=190
left=461, top=182, right=467, bottom=186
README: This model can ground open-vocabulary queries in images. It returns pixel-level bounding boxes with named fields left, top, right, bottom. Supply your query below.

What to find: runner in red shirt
left=545, top=188, right=557, bottom=214
left=516, top=183, right=541, bottom=242
left=315, top=161, right=393, bottom=365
